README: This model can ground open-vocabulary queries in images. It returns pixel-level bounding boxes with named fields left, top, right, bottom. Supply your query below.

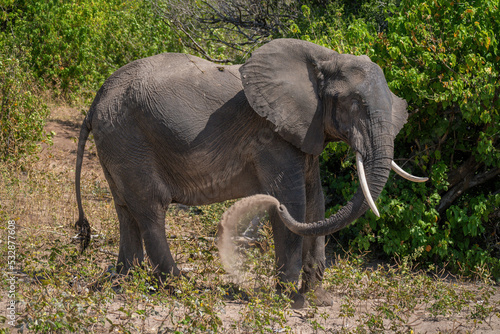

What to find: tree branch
left=152, top=0, right=299, bottom=62
left=446, top=155, right=482, bottom=191
left=172, top=18, right=234, bottom=63
left=437, top=166, right=500, bottom=215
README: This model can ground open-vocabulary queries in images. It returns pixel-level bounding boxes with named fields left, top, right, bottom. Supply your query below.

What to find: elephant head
left=240, top=39, right=426, bottom=236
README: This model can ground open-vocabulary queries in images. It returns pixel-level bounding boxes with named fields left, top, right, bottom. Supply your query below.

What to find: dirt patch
left=41, top=105, right=101, bottom=174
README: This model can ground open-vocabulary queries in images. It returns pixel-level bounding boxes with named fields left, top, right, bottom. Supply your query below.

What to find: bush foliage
left=0, top=54, right=50, bottom=162
left=1, top=0, right=181, bottom=99
left=292, top=0, right=499, bottom=278
left=1, top=0, right=498, bottom=277
left=0, top=0, right=181, bottom=161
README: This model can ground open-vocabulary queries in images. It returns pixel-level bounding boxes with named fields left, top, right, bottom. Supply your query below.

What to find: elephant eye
left=350, top=99, right=359, bottom=114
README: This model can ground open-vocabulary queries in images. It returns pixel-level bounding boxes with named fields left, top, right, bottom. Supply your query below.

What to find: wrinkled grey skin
left=75, top=39, right=408, bottom=308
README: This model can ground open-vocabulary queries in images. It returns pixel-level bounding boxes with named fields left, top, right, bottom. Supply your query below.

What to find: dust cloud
left=217, top=194, right=280, bottom=282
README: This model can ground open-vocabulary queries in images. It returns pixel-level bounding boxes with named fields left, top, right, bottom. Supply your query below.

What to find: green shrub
left=0, top=54, right=51, bottom=162
left=0, top=0, right=182, bottom=161
left=3, top=0, right=182, bottom=100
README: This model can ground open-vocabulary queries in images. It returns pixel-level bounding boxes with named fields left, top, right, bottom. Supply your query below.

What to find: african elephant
left=75, top=38, right=426, bottom=308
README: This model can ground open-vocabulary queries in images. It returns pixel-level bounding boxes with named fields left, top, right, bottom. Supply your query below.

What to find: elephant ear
left=391, top=92, right=408, bottom=137
left=240, top=39, right=337, bottom=155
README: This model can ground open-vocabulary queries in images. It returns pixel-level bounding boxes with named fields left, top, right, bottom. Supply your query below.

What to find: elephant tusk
left=391, top=161, right=429, bottom=182
left=356, top=152, right=380, bottom=218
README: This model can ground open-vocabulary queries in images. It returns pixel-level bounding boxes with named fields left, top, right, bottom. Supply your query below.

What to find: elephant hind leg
left=102, top=162, right=179, bottom=280
left=128, top=205, right=181, bottom=280
left=115, top=203, right=144, bottom=274
left=101, top=165, right=145, bottom=274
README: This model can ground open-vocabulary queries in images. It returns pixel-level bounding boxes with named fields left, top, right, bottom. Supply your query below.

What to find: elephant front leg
left=300, top=161, right=333, bottom=306
left=301, top=235, right=332, bottom=306
left=269, top=205, right=306, bottom=309
left=256, top=146, right=310, bottom=308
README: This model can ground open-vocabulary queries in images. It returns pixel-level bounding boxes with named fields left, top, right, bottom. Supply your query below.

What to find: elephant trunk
left=278, top=121, right=394, bottom=237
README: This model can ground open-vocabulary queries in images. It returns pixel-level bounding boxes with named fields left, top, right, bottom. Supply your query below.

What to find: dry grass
left=1, top=105, right=499, bottom=333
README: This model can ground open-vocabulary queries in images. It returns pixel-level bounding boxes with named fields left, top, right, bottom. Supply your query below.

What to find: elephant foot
left=306, top=286, right=333, bottom=307
left=284, top=290, right=333, bottom=309
left=284, top=287, right=333, bottom=309
left=290, top=292, right=306, bottom=309
left=84, top=264, right=123, bottom=292
left=156, top=268, right=182, bottom=285
left=277, top=287, right=306, bottom=309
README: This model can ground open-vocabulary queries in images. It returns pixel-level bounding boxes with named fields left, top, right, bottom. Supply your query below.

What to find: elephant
left=75, top=38, right=427, bottom=308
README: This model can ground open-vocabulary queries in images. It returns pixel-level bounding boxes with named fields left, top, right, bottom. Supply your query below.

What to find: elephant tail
left=74, top=113, right=93, bottom=252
